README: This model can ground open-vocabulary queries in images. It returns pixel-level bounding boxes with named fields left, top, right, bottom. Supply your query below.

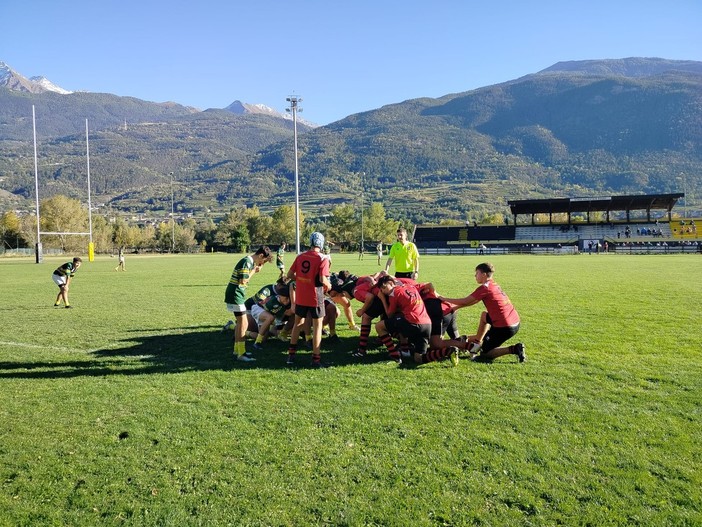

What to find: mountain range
left=1, top=57, right=700, bottom=223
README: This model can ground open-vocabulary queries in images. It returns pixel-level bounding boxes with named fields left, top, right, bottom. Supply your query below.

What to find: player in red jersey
left=349, top=271, right=388, bottom=357
left=285, top=232, right=332, bottom=367
left=440, top=262, right=525, bottom=363
left=374, top=274, right=432, bottom=363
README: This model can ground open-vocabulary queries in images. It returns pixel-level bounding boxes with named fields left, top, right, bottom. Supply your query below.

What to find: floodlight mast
left=286, top=96, right=303, bottom=254
left=360, top=172, right=365, bottom=250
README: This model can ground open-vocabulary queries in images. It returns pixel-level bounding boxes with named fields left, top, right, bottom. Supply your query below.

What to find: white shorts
left=226, top=303, right=247, bottom=315
left=52, top=274, right=67, bottom=287
left=250, top=304, right=266, bottom=326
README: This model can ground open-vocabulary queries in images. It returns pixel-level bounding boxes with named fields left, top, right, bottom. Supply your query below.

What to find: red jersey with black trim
left=289, top=249, right=330, bottom=307
left=470, top=280, right=520, bottom=327
left=353, top=276, right=378, bottom=302
left=387, top=283, right=431, bottom=325
left=417, top=282, right=453, bottom=316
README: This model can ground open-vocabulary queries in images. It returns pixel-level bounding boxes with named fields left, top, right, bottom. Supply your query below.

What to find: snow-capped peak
left=0, top=61, right=72, bottom=95
left=30, top=76, right=72, bottom=94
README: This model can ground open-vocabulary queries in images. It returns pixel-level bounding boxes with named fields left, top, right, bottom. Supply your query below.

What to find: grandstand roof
left=508, top=193, right=683, bottom=217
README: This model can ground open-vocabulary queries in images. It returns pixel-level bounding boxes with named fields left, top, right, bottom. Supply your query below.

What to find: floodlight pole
left=286, top=96, right=302, bottom=254
left=360, top=172, right=365, bottom=250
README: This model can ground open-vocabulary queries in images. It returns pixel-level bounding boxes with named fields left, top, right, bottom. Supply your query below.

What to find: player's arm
left=356, top=292, right=375, bottom=317
left=412, top=245, right=419, bottom=275
left=438, top=294, right=479, bottom=310
left=383, top=256, right=393, bottom=273
left=285, top=283, right=296, bottom=314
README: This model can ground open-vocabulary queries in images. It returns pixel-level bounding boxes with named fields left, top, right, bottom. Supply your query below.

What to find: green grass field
left=1, top=253, right=700, bottom=526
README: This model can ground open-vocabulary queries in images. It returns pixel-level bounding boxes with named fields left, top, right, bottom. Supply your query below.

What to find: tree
left=230, top=225, right=251, bottom=252
left=0, top=211, right=24, bottom=249
left=39, top=195, right=89, bottom=251
left=365, top=202, right=399, bottom=244
left=327, top=204, right=358, bottom=247
left=112, top=217, right=130, bottom=248
left=271, top=204, right=304, bottom=248
left=91, top=215, right=113, bottom=253
left=174, top=223, right=198, bottom=253
left=214, top=207, right=248, bottom=247
left=155, top=222, right=173, bottom=252
left=245, top=206, right=274, bottom=244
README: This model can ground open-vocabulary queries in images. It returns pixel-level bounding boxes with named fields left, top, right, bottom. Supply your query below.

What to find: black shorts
left=424, top=298, right=458, bottom=338
left=364, top=296, right=386, bottom=319
left=481, top=321, right=520, bottom=353
left=384, top=315, right=431, bottom=354
left=295, top=304, right=324, bottom=320
left=394, top=272, right=413, bottom=278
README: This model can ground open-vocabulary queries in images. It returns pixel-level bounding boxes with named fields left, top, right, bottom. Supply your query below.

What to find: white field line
left=0, top=340, right=83, bottom=353
left=0, top=340, right=127, bottom=354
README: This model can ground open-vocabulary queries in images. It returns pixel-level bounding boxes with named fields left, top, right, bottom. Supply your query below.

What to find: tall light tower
left=286, top=96, right=302, bottom=254
left=360, top=171, right=365, bottom=251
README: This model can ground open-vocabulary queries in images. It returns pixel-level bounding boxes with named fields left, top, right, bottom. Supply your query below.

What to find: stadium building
left=413, top=193, right=700, bottom=255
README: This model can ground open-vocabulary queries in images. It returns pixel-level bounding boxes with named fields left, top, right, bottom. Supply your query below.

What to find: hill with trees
left=0, top=58, right=700, bottom=226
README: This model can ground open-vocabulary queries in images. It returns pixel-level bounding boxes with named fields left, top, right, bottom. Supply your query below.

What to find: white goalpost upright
left=32, top=106, right=94, bottom=263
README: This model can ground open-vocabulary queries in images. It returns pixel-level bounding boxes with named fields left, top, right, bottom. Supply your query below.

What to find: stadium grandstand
left=413, top=193, right=700, bottom=255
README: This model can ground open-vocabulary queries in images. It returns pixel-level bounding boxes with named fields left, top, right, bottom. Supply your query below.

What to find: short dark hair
left=377, top=275, right=396, bottom=288
left=73, top=257, right=83, bottom=263
left=255, top=246, right=271, bottom=258
left=475, top=262, right=495, bottom=276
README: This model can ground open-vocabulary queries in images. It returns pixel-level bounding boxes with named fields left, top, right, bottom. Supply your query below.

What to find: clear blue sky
left=1, top=0, right=700, bottom=125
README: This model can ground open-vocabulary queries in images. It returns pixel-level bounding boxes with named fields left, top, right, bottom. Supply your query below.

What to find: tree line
left=1, top=195, right=404, bottom=254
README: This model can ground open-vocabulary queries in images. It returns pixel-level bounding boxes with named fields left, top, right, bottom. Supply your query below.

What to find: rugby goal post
left=32, top=106, right=94, bottom=263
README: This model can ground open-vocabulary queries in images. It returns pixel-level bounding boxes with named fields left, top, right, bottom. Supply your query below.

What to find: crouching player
left=374, top=275, right=434, bottom=364
left=439, top=262, right=525, bottom=363
left=251, top=283, right=291, bottom=349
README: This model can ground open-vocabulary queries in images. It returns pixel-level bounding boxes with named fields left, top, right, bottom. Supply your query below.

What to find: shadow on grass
left=0, top=329, right=406, bottom=379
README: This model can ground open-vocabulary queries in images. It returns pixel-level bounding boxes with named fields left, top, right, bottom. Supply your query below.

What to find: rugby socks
left=235, top=341, right=248, bottom=357
left=379, top=334, right=401, bottom=361
left=255, top=335, right=264, bottom=345
left=379, top=333, right=396, bottom=353
left=422, top=348, right=453, bottom=364
left=287, top=343, right=298, bottom=360
left=312, top=353, right=321, bottom=365
left=358, top=324, right=371, bottom=352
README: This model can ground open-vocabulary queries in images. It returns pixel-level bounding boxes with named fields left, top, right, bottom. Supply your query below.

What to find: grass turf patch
left=0, top=253, right=700, bottom=525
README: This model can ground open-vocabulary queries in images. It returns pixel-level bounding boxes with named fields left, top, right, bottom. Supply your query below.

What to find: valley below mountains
left=1, top=57, right=700, bottom=224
